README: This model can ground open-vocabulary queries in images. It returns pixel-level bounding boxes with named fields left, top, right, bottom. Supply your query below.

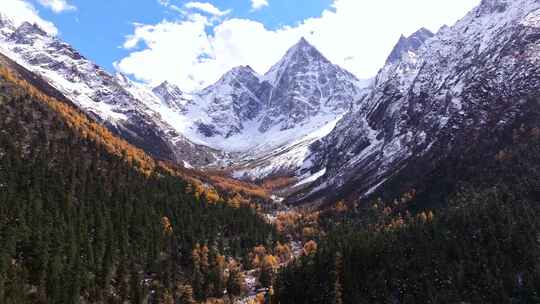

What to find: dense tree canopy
left=275, top=123, right=540, bottom=304
left=0, top=65, right=279, bottom=303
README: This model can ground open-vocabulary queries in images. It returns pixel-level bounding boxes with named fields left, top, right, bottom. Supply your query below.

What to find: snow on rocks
left=296, top=0, right=540, bottom=202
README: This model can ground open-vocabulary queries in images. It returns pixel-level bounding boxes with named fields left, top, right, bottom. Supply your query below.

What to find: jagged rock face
left=261, top=38, right=361, bottom=132
left=297, top=0, right=540, bottom=204
left=173, top=39, right=363, bottom=150
left=154, top=38, right=365, bottom=179
left=385, top=28, right=434, bottom=64
left=0, top=21, right=222, bottom=167
left=194, top=66, right=269, bottom=138
left=9, top=22, right=48, bottom=44
left=180, top=38, right=363, bottom=142
left=152, top=81, right=191, bottom=113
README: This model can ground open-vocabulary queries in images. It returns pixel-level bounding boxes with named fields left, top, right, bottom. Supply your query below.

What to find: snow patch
left=294, top=168, right=326, bottom=188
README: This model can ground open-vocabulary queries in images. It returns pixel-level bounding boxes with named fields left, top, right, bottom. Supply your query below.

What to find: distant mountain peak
left=290, top=36, right=319, bottom=54
left=153, top=80, right=182, bottom=94
left=413, top=27, right=434, bottom=38
left=152, top=81, right=186, bottom=110
left=263, top=36, right=329, bottom=86
left=204, top=65, right=262, bottom=93
left=297, top=36, right=310, bottom=46
left=385, top=27, right=434, bottom=64
left=227, top=65, right=259, bottom=77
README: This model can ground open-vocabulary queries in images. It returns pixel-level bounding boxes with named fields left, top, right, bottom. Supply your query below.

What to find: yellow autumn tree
left=303, top=240, right=318, bottom=256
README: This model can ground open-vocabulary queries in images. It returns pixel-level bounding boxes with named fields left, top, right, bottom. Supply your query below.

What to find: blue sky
left=28, top=0, right=332, bottom=72
left=3, top=0, right=480, bottom=91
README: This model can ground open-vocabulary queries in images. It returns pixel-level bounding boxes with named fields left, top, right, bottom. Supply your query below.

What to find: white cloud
left=116, top=0, right=481, bottom=92
left=36, top=0, right=76, bottom=13
left=115, top=14, right=214, bottom=91
left=251, top=0, right=269, bottom=11
left=184, top=2, right=231, bottom=17
left=0, top=0, right=58, bottom=34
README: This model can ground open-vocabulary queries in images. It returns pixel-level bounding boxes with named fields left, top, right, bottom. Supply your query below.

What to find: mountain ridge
left=291, top=0, right=540, bottom=205
left=0, top=23, right=364, bottom=178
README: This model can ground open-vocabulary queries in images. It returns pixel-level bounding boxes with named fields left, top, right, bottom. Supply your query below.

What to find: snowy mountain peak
left=285, top=36, right=316, bottom=54
left=295, top=36, right=313, bottom=50
left=153, top=80, right=183, bottom=96
left=386, top=27, right=434, bottom=64
left=152, top=80, right=188, bottom=110
left=255, top=36, right=362, bottom=134
left=10, top=22, right=49, bottom=43
left=263, top=37, right=330, bottom=86
left=216, top=65, right=261, bottom=84
left=0, top=17, right=364, bottom=179
left=231, top=65, right=257, bottom=75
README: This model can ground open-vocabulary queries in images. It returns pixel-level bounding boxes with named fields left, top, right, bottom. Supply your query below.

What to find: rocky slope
left=0, top=14, right=224, bottom=167
left=293, top=0, right=540, bottom=204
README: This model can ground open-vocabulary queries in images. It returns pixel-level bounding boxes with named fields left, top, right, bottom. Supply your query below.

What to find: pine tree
left=332, top=252, right=344, bottom=304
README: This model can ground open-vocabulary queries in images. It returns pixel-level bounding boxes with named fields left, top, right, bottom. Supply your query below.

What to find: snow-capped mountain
left=2, top=0, right=539, bottom=205
left=0, top=16, right=364, bottom=177
left=167, top=38, right=365, bottom=156
left=385, top=28, right=434, bottom=65
left=293, top=0, right=540, bottom=203
left=143, top=38, right=367, bottom=178
left=152, top=81, right=190, bottom=113
left=260, top=37, right=362, bottom=132
left=189, top=65, right=269, bottom=140
left=0, top=15, right=225, bottom=167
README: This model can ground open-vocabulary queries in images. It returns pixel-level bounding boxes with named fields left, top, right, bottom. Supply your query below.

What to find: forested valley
left=0, top=64, right=284, bottom=304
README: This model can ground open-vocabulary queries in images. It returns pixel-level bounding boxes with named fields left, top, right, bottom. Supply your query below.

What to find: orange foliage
left=250, top=245, right=267, bottom=268
left=203, top=186, right=221, bottom=204
left=0, top=66, right=158, bottom=176
left=303, top=240, right=318, bottom=256
left=260, top=176, right=297, bottom=190
left=262, top=255, right=279, bottom=269
left=206, top=174, right=269, bottom=200
left=274, top=242, right=293, bottom=264
left=0, top=65, right=270, bottom=211
left=247, top=293, right=265, bottom=304
left=334, top=201, right=348, bottom=213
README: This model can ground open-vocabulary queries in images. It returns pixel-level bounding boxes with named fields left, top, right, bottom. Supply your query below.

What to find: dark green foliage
left=275, top=126, right=540, bottom=304
left=0, top=74, right=278, bottom=302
